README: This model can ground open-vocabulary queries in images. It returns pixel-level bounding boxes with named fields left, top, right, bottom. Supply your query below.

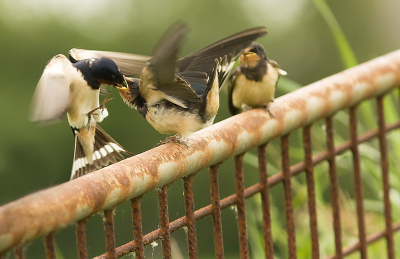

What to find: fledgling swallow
left=31, top=54, right=133, bottom=179
left=228, top=42, right=287, bottom=116
left=69, top=24, right=268, bottom=143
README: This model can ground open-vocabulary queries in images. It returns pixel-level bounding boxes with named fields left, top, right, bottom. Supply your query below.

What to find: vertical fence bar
left=183, top=174, right=198, bottom=259
left=157, top=185, right=172, bottom=259
left=44, top=232, right=56, bottom=259
left=349, top=106, right=368, bottom=259
left=257, top=144, right=274, bottom=258
left=131, top=197, right=145, bottom=259
left=281, top=134, right=297, bottom=259
left=76, top=219, right=88, bottom=259
left=103, top=209, right=116, bottom=259
left=209, top=164, right=225, bottom=259
left=234, top=153, right=249, bottom=259
left=13, top=246, right=24, bottom=259
left=377, top=96, right=395, bottom=259
left=325, top=116, right=343, bottom=258
left=303, top=125, right=320, bottom=259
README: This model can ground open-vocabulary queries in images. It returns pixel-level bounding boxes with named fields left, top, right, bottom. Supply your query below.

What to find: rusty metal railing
left=1, top=50, right=400, bottom=258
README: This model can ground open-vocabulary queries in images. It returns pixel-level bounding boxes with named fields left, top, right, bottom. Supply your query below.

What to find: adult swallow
left=228, top=42, right=287, bottom=116
left=31, top=54, right=133, bottom=179
left=69, top=24, right=268, bottom=143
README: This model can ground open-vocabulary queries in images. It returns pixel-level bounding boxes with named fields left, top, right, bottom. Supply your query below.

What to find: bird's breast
left=67, top=75, right=102, bottom=129
left=232, top=68, right=279, bottom=108
left=145, top=104, right=204, bottom=137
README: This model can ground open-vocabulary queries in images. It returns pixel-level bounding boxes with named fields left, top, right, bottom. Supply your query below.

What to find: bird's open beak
left=241, top=51, right=256, bottom=57
left=116, top=76, right=129, bottom=89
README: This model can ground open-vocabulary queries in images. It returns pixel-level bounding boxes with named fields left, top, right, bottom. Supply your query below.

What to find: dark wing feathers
left=201, top=56, right=234, bottom=102
left=158, top=76, right=201, bottom=101
left=149, top=23, right=188, bottom=85
left=201, top=59, right=218, bottom=101
left=215, top=55, right=235, bottom=88
left=178, top=26, right=268, bottom=76
left=146, top=23, right=202, bottom=103
left=178, top=71, right=208, bottom=95
left=71, top=125, right=134, bottom=179
left=69, top=48, right=150, bottom=76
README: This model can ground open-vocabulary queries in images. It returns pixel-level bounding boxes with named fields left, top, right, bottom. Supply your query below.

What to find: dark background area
left=1, top=0, right=399, bottom=258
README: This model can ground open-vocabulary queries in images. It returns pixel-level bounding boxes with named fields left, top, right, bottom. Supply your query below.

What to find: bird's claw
left=262, top=105, right=274, bottom=118
left=157, top=135, right=189, bottom=147
left=87, top=91, right=114, bottom=117
left=241, top=104, right=252, bottom=112
left=86, top=91, right=114, bottom=128
left=99, top=91, right=114, bottom=111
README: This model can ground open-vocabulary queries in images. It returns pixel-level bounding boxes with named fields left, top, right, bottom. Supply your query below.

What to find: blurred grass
left=313, top=0, right=378, bottom=131
left=312, top=0, right=358, bottom=68
left=243, top=0, right=400, bottom=258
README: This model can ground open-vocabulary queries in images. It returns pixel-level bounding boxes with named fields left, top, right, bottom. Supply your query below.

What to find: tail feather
left=71, top=125, right=134, bottom=179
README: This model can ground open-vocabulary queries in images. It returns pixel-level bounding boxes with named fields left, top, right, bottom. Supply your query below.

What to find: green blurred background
left=1, top=0, right=400, bottom=258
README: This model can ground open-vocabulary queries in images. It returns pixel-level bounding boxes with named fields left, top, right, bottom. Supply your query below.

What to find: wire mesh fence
left=1, top=50, right=400, bottom=258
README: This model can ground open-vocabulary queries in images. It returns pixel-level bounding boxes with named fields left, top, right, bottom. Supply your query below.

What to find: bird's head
left=239, top=42, right=267, bottom=69
left=91, top=57, right=128, bottom=89
left=118, top=77, right=140, bottom=105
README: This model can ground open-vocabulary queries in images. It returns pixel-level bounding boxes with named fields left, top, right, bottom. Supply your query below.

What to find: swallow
left=69, top=24, right=268, bottom=143
left=228, top=42, right=287, bottom=116
left=31, top=54, right=133, bottom=179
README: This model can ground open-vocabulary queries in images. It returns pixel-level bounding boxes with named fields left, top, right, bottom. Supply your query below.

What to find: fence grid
left=1, top=50, right=400, bottom=258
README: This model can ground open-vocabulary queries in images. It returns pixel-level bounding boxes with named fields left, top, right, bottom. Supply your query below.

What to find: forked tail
left=71, top=125, right=134, bottom=179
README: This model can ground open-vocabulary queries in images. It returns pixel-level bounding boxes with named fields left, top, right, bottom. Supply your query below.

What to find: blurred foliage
left=1, top=0, right=400, bottom=258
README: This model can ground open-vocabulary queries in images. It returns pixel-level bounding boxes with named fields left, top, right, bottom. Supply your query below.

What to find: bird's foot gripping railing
left=1, top=50, right=400, bottom=258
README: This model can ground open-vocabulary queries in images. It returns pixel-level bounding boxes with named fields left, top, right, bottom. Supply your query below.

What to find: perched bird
left=228, top=42, right=287, bottom=116
left=69, top=24, right=268, bottom=143
left=31, top=54, right=133, bottom=179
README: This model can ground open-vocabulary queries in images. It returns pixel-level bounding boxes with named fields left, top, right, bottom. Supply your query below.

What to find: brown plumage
left=228, top=42, right=287, bottom=115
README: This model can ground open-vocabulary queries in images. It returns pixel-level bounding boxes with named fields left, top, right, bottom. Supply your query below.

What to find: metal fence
left=1, top=50, right=400, bottom=259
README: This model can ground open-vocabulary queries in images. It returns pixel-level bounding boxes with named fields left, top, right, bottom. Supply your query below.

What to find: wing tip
left=279, top=69, right=288, bottom=76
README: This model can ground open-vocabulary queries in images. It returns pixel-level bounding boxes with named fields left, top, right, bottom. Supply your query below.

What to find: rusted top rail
left=0, top=50, right=399, bottom=253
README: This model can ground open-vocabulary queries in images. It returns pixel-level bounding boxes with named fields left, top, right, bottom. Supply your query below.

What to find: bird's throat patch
left=239, top=53, right=261, bottom=69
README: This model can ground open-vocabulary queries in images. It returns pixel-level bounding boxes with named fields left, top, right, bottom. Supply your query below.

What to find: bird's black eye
left=251, top=48, right=257, bottom=54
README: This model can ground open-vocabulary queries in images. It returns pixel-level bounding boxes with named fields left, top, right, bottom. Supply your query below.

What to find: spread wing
left=144, top=23, right=202, bottom=105
left=178, top=71, right=208, bottom=95
left=30, top=54, right=73, bottom=124
left=199, top=55, right=236, bottom=98
left=69, top=48, right=150, bottom=77
left=178, top=26, right=268, bottom=77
